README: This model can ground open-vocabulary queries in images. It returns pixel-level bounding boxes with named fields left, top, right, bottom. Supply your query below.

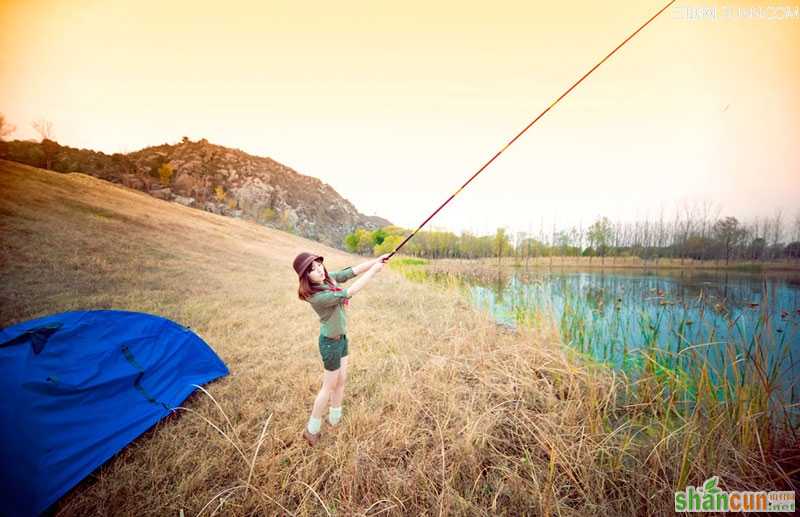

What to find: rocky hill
left=0, top=138, right=390, bottom=247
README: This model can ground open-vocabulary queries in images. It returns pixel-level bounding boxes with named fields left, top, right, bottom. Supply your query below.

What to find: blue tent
left=0, top=310, right=229, bottom=516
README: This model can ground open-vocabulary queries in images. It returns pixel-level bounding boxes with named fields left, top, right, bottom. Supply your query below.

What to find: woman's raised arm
left=351, top=253, right=390, bottom=276
left=347, top=260, right=384, bottom=296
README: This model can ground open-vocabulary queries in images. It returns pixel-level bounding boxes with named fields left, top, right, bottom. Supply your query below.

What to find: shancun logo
left=674, top=476, right=795, bottom=512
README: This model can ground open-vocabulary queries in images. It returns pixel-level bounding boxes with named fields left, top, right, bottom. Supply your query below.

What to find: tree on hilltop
left=32, top=119, right=54, bottom=141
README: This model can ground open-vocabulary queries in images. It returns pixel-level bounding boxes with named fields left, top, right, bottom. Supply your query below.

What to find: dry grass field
left=1, top=160, right=794, bottom=516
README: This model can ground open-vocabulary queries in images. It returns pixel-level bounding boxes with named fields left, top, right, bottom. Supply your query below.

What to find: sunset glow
left=2, top=0, right=798, bottom=234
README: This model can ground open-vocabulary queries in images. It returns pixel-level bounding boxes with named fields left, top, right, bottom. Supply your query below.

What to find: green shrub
left=158, top=163, right=174, bottom=186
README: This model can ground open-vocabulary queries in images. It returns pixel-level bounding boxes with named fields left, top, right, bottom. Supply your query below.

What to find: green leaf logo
left=703, top=476, right=720, bottom=494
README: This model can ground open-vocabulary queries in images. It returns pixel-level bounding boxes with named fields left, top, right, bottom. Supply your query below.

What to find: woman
left=292, top=251, right=388, bottom=445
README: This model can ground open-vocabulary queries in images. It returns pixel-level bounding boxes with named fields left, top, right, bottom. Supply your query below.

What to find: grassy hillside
left=0, top=160, right=792, bottom=515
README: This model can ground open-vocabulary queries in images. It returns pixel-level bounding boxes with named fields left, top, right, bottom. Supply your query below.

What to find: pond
left=437, top=267, right=800, bottom=410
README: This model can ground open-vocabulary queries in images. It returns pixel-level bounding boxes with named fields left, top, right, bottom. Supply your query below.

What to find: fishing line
left=384, top=0, right=676, bottom=261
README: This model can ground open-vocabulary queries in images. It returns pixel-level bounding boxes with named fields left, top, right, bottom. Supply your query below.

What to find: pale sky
left=2, top=0, right=798, bottom=236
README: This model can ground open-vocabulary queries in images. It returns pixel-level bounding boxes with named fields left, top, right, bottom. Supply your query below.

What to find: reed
left=393, top=258, right=799, bottom=495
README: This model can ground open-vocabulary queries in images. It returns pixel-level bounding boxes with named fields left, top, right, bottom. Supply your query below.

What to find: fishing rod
left=383, top=0, right=676, bottom=262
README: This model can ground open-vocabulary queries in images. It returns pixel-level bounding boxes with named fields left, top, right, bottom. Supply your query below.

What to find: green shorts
left=319, top=334, right=349, bottom=371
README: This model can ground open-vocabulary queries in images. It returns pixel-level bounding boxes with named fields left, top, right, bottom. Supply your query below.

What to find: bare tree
left=671, top=205, right=682, bottom=261
left=678, top=200, right=700, bottom=263
left=794, top=211, right=800, bottom=242
left=655, top=207, right=666, bottom=261
left=539, top=216, right=546, bottom=261
left=526, top=222, right=533, bottom=267
left=32, top=119, right=54, bottom=141
left=515, top=231, right=526, bottom=262
left=699, top=200, right=720, bottom=260
left=0, top=114, right=16, bottom=141
left=32, top=119, right=58, bottom=169
left=756, top=216, right=768, bottom=259
left=770, top=210, right=784, bottom=259
left=638, top=218, right=649, bottom=259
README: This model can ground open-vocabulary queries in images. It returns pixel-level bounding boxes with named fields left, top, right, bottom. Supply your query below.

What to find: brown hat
left=293, top=252, right=323, bottom=277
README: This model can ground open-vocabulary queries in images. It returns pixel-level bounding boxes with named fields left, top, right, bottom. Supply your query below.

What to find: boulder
left=173, top=195, right=195, bottom=207
left=172, top=173, right=199, bottom=196
left=149, top=188, right=173, bottom=201
left=203, top=201, right=223, bottom=215
left=121, top=174, right=144, bottom=190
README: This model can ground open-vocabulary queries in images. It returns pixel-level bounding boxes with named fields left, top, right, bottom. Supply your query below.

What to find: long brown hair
left=297, top=260, right=335, bottom=300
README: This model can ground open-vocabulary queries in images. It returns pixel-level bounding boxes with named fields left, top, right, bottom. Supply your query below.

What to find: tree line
left=345, top=209, right=800, bottom=263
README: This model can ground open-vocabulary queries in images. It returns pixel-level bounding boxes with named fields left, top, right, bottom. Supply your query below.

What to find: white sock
left=307, top=416, right=321, bottom=434
left=328, top=406, right=342, bottom=425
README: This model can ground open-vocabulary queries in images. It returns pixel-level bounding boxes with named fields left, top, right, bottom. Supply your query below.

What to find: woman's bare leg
left=311, top=368, right=340, bottom=419
left=330, top=356, right=348, bottom=408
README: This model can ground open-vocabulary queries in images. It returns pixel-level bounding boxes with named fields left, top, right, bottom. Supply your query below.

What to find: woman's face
left=307, top=260, right=325, bottom=284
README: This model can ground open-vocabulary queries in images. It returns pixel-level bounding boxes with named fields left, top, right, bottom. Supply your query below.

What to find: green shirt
left=307, top=266, right=356, bottom=338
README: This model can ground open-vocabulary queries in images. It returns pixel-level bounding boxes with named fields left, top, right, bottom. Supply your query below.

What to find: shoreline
left=419, top=256, right=800, bottom=274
